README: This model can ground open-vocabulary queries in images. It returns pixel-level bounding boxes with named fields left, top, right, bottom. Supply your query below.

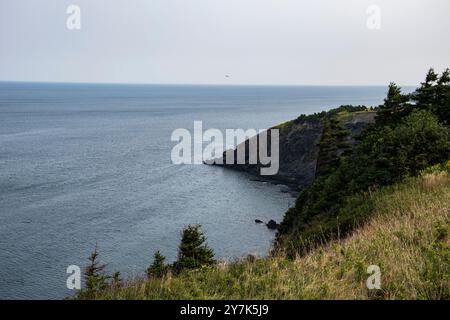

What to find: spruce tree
left=147, top=250, right=167, bottom=278
left=376, top=82, right=410, bottom=126
left=414, top=68, right=439, bottom=112
left=173, top=224, right=215, bottom=273
left=436, top=68, right=450, bottom=125
left=413, top=68, right=450, bottom=125
left=84, top=245, right=108, bottom=294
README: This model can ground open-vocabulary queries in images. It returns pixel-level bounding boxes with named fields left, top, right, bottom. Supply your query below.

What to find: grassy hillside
left=277, top=109, right=449, bottom=256
left=81, top=169, right=449, bottom=300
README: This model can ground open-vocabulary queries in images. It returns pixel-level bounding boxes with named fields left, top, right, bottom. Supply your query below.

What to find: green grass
left=79, top=171, right=450, bottom=300
left=335, top=110, right=376, bottom=122
left=272, top=119, right=295, bottom=134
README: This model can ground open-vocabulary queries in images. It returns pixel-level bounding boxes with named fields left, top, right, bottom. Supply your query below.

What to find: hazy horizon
left=1, top=0, right=449, bottom=86
left=0, top=80, right=420, bottom=88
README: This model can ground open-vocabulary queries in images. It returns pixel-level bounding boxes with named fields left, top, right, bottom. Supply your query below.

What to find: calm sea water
left=0, top=82, right=392, bottom=299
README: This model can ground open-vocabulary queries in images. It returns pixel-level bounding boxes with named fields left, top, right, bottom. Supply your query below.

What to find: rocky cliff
left=211, top=107, right=376, bottom=191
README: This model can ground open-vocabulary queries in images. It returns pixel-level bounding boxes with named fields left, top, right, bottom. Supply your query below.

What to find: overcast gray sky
left=1, top=0, right=449, bottom=85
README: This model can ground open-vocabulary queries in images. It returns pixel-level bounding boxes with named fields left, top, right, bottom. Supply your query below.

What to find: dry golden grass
left=82, top=172, right=449, bottom=300
left=422, top=171, right=449, bottom=189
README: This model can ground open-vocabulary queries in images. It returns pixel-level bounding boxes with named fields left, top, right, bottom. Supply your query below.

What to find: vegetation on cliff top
left=276, top=68, right=450, bottom=257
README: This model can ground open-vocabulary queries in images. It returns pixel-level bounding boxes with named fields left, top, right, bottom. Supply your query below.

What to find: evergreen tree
left=438, top=68, right=450, bottom=86
left=376, top=82, right=410, bottom=126
left=84, top=245, right=108, bottom=294
left=413, top=68, right=450, bottom=125
left=414, top=68, right=439, bottom=112
left=436, top=68, right=450, bottom=125
left=424, top=68, right=439, bottom=84
left=173, top=225, right=215, bottom=273
left=147, top=250, right=167, bottom=278
left=316, top=117, right=351, bottom=177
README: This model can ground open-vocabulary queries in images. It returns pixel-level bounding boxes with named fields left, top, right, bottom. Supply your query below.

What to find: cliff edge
left=212, top=106, right=376, bottom=191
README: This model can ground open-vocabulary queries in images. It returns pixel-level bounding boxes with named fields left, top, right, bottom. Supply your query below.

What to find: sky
left=0, top=0, right=449, bottom=86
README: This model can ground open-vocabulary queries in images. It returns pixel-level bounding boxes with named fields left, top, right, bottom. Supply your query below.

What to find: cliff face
left=213, top=110, right=376, bottom=191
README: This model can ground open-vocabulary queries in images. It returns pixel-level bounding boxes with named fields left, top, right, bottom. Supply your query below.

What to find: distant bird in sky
left=225, top=75, right=230, bottom=78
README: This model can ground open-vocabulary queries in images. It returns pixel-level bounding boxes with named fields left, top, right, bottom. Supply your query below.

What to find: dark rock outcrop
left=212, top=119, right=323, bottom=190
left=266, top=220, right=278, bottom=230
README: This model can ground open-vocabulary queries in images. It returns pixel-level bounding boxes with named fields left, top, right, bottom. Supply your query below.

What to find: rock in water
left=266, top=219, right=278, bottom=230
left=255, top=219, right=264, bottom=224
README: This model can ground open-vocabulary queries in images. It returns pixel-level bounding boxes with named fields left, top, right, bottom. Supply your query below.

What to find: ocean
left=0, top=82, right=393, bottom=298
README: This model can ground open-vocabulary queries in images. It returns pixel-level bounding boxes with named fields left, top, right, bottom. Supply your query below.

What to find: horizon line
left=0, top=79, right=418, bottom=88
